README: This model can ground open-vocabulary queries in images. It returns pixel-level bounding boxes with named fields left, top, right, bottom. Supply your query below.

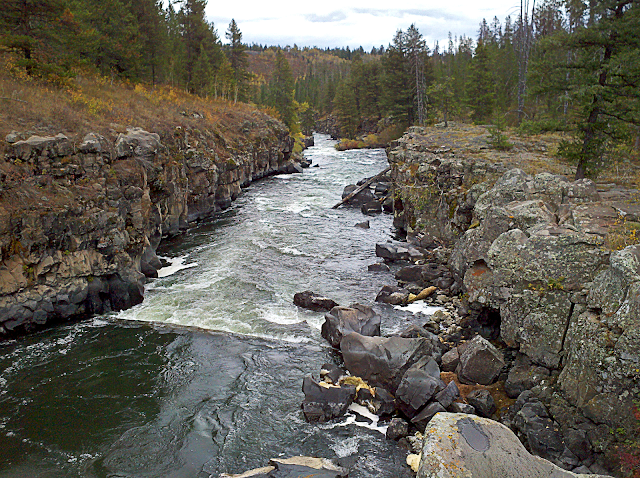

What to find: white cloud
left=208, top=0, right=521, bottom=49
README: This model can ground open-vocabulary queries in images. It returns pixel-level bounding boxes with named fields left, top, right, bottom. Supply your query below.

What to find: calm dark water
left=0, top=135, right=417, bottom=478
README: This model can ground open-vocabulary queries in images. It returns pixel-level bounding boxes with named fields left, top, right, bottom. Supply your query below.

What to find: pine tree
left=270, top=50, right=297, bottom=131
left=466, top=40, right=496, bottom=123
left=225, top=19, right=249, bottom=102
left=532, top=0, right=639, bottom=177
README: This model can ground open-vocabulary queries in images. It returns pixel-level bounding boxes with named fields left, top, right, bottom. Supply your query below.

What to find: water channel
left=0, top=134, right=423, bottom=478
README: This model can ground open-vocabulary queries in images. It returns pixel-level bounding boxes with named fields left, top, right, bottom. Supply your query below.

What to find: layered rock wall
left=0, top=120, right=296, bottom=335
left=388, top=125, right=640, bottom=472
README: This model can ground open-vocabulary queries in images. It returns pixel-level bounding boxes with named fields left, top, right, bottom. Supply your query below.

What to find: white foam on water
left=279, top=246, right=306, bottom=256
left=330, top=436, right=360, bottom=458
left=156, top=255, right=198, bottom=278
left=260, top=307, right=304, bottom=326
left=394, top=301, right=444, bottom=316
left=321, top=403, right=388, bottom=435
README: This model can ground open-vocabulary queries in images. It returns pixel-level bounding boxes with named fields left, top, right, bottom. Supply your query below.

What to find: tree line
left=2, top=0, right=637, bottom=177
left=0, top=0, right=252, bottom=101
left=323, top=0, right=639, bottom=178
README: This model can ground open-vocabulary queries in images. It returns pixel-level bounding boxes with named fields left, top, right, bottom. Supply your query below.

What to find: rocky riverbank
left=0, top=118, right=300, bottom=336
left=289, top=125, right=639, bottom=478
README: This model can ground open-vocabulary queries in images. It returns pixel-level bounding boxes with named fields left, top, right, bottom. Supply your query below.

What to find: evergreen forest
left=1, top=0, right=638, bottom=177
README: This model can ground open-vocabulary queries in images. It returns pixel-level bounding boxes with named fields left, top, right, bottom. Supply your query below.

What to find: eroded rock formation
left=0, top=121, right=297, bottom=335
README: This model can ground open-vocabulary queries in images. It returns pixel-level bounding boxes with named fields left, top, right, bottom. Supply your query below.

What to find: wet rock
left=319, top=363, right=345, bottom=385
left=386, top=417, right=410, bottom=441
left=361, top=201, right=382, bottom=215
left=375, top=285, right=409, bottom=305
left=370, top=387, right=396, bottom=417
left=342, top=184, right=375, bottom=206
left=375, top=243, right=410, bottom=262
left=321, top=304, right=380, bottom=348
left=455, top=335, right=504, bottom=385
left=221, top=457, right=348, bottom=478
left=293, top=291, right=339, bottom=312
left=302, top=376, right=356, bottom=423
left=367, top=262, right=389, bottom=272
left=340, top=332, right=442, bottom=394
left=417, top=413, right=612, bottom=478
left=268, top=457, right=347, bottom=478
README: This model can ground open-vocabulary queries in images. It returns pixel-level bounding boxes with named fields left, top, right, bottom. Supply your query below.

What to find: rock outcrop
left=387, top=125, right=640, bottom=474
left=417, top=413, right=611, bottom=478
left=0, top=120, right=298, bottom=335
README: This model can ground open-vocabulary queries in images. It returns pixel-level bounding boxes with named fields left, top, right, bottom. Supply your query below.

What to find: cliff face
left=0, top=119, right=296, bottom=336
left=388, top=125, right=640, bottom=473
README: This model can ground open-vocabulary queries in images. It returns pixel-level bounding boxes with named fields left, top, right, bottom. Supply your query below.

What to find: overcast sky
left=207, top=1, right=522, bottom=50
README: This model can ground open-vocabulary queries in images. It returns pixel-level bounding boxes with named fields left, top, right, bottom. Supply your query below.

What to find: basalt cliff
left=387, top=124, right=639, bottom=475
left=0, top=118, right=298, bottom=336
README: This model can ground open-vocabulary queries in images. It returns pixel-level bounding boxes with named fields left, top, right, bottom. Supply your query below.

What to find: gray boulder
left=417, top=413, right=612, bottom=478
left=342, top=184, right=375, bottom=206
left=375, top=285, right=410, bottom=305
left=115, top=128, right=162, bottom=160
left=466, top=389, right=497, bottom=418
left=321, top=304, right=380, bottom=348
left=301, top=376, right=356, bottom=423
left=340, top=332, right=442, bottom=394
left=456, top=335, right=505, bottom=385
left=294, top=290, right=339, bottom=312
left=396, top=367, right=441, bottom=418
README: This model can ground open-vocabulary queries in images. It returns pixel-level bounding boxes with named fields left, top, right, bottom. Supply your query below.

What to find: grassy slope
left=0, top=55, right=284, bottom=158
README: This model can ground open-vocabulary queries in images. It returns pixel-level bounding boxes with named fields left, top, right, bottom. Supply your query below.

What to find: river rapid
left=0, top=135, right=422, bottom=478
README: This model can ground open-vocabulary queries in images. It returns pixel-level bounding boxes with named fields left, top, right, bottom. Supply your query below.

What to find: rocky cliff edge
left=0, top=119, right=297, bottom=336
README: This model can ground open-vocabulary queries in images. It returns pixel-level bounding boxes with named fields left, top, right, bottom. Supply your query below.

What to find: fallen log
left=332, top=167, right=390, bottom=209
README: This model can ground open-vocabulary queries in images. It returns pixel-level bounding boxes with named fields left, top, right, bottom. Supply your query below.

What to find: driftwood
left=332, top=167, right=390, bottom=209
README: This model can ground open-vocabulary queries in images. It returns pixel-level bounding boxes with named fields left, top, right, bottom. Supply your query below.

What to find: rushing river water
left=0, top=135, right=424, bottom=478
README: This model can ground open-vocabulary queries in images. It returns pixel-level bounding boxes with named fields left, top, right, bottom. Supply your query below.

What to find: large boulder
left=341, top=184, right=375, bottom=206
left=455, top=335, right=505, bottom=385
left=340, top=332, right=443, bottom=394
left=395, top=361, right=443, bottom=418
left=321, top=304, right=380, bottom=348
left=417, top=413, right=612, bottom=478
left=293, top=290, right=338, bottom=312
left=301, top=376, right=356, bottom=423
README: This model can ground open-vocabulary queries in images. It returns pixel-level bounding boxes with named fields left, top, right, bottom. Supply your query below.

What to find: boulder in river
left=293, top=291, right=339, bottom=312
left=321, top=304, right=380, bottom=348
left=417, top=413, right=612, bottom=478
left=342, top=184, right=375, bottom=206
left=301, top=376, right=356, bottom=423
left=375, top=285, right=410, bottom=305
left=340, top=332, right=442, bottom=394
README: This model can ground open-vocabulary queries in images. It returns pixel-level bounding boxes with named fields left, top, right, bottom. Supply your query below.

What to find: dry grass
left=0, top=53, right=284, bottom=156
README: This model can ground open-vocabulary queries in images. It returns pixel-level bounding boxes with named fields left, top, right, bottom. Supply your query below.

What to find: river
left=0, top=134, right=420, bottom=478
